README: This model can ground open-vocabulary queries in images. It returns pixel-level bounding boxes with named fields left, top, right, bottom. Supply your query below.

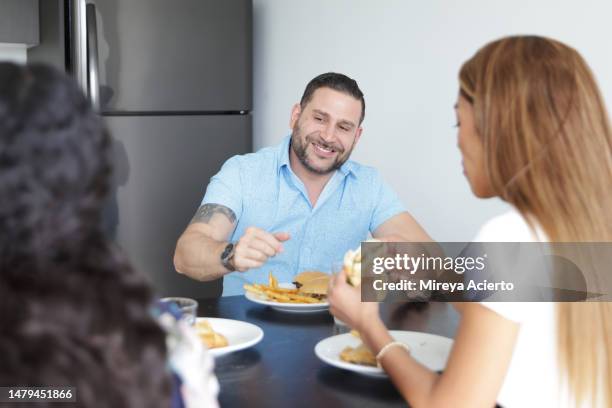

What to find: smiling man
left=174, top=73, right=431, bottom=295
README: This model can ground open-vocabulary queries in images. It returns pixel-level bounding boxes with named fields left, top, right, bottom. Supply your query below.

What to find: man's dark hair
left=0, top=63, right=172, bottom=407
left=300, top=72, right=365, bottom=124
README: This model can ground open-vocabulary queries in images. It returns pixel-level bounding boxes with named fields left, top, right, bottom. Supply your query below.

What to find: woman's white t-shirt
left=474, top=211, right=570, bottom=408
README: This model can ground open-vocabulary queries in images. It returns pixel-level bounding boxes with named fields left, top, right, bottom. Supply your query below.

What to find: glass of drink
left=160, top=297, right=198, bottom=325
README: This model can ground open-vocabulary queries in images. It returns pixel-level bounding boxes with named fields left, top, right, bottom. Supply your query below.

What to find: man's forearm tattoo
left=190, top=203, right=237, bottom=224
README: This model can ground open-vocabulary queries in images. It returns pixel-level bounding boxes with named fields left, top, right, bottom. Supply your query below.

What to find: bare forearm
left=373, top=212, right=434, bottom=243
left=383, top=350, right=441, bottom=407
left=361, top=319, right=443, bottom=408
left=360, top=305, right=509, bottom=408
left=174, top=231, right=230, bottom=281
left=174, top=203, right=237, bottom=281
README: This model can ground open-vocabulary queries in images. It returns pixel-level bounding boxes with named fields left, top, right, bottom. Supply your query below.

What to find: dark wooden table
left=198, top=296, right=459, bottom=408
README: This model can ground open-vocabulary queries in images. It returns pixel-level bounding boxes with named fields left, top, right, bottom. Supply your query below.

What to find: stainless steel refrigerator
left=29, top=0, right=253, bottom=298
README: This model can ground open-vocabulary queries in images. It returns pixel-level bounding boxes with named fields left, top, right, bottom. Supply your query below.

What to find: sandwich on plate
left=292, top=271, right=330, bottom=301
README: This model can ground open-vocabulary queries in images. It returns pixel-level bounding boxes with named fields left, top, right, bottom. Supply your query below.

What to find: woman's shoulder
left=473, top=210, right=543, bottom=242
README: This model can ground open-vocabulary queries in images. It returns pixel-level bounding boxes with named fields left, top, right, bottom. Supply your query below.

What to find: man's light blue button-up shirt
left=202, top=135, right=406, bottom=296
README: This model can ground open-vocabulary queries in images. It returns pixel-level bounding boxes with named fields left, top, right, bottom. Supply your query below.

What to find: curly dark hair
left=0, top=63, right=171, bottom=407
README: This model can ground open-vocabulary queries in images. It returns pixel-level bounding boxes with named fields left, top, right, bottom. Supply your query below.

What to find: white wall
left=0, top=43, right=27, bottom=63
left=252, top=0, right=612, bottom=241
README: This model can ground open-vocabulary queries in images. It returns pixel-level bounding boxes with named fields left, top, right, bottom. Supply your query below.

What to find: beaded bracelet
left=376, top=341, right=411, bottom=365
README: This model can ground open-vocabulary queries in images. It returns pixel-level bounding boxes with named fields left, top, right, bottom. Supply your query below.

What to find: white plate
left=315, top=330, right=453, bottom=377
left=196, top=317, right=263, bottom=357
left=244, top=283, right=329, bottom=313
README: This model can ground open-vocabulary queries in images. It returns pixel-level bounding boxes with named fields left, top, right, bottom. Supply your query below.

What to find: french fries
left=243, top=284, right=266, bottom=296
left=268, top=271, right=279, bottom=289
left=244, top=273, right=325, bottom=304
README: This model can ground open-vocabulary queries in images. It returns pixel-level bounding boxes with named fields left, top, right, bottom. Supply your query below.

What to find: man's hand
left=232, top=227, right=290, bottom=272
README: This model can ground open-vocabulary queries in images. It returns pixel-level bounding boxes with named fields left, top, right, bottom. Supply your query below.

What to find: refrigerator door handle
left=70, top=0, right=87, bottom=93
left=86, top=3, right=101, bottom=111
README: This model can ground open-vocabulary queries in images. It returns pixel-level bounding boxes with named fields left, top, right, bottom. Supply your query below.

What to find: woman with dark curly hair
left=0, top=62, right=174, bottom=407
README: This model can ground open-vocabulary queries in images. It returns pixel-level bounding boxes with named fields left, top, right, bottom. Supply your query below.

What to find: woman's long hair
left=0, top=63, right=171, bottom=407
left=459, top=36, right=612, bottom=407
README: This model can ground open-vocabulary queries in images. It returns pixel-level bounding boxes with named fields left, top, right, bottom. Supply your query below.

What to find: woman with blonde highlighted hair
left=328, top=35, right=612, bottom=407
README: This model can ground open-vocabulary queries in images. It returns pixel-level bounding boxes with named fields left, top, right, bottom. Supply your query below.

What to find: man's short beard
left=290, top=125, right=352, bottom=175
